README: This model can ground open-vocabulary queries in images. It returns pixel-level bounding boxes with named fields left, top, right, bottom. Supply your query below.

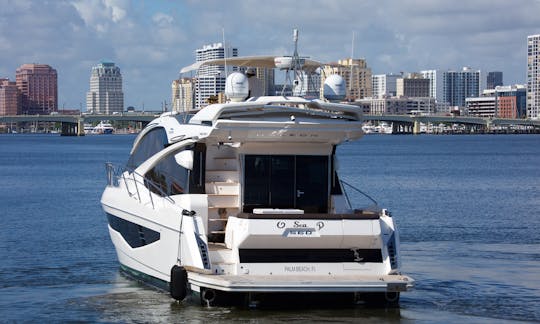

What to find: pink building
left=0, top=78, right=20, bottom=115
left=16, top=64, right=57, bottom=114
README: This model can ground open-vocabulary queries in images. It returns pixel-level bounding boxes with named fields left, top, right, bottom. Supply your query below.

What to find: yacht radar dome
left=323, top=74, right=346, bottom=101
left=274, top=56, right=293, bottom=70
left=225, top=72, right=249, bottom=102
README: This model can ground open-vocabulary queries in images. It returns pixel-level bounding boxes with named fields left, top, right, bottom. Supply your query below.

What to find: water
left=1, top=134, right=539, bottom=323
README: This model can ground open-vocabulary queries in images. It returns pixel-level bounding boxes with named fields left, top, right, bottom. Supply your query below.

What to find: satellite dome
left=225, top=72, right=249, bottom=102
left=274, top=56, right=293, bottom=69
left=323, top=74, right=346, bottom=101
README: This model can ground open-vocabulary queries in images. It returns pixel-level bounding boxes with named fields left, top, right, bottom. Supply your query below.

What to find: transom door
left=243, top=155, right=328, bottom=213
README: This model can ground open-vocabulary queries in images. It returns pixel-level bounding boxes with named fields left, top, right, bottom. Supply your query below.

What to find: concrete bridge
left=364, top=115, right=540, bottom=134
left=0, top=113, right=159, bottom=135
left=1, top=113, right=539, bottom=135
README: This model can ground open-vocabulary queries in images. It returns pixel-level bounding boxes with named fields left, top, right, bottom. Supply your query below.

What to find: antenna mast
left=222, top=28, right=228, bottom=77
left=349, top=31, right=355, bottom=101
left=291, top=28, right=305, bottom=95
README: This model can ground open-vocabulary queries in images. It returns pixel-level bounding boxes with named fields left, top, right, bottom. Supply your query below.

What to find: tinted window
left=244, top=156, right=270, bottom=210
left=243, top=155, right=328, bottom=213
left=127, top=127, right=167, bottom=169
left=189, top=143, right=206, bottom=194
left=145, top=149, right=189, bottom=197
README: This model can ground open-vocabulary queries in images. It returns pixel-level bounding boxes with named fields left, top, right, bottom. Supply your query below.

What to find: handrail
left=105, top=162, right=176, bottom=208
left=340, top=179, right=379, bottom=210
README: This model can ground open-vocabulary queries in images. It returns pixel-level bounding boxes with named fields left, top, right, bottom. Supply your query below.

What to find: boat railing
left=105, top=162, right=175, bottom=209
left=340, top=179, right=380, bottom=212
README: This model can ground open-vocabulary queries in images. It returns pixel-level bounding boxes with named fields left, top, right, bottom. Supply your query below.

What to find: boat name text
left=276, top=221, right=325, bottom=230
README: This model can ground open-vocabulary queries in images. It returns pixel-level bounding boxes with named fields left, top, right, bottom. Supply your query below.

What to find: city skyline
left=0, top=0, right=538, bottom=110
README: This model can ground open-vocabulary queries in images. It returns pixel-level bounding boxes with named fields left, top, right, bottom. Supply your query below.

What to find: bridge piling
left=60, top=121, right=84, bottom=136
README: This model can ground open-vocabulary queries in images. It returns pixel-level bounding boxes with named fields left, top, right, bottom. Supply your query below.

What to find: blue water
left=1, top=134, right=539, bottom=323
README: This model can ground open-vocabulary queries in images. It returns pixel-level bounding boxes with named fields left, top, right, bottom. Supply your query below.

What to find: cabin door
left=243, top=155, right=328, bottom=213
left=295, top=156, right=328, bottom=213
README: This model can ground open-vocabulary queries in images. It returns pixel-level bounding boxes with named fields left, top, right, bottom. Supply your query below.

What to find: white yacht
left=83, top=123, right=94, bottom=135
left=92, top=121, right=114, bottom=134
left=101, top=33, right=413, bottom=307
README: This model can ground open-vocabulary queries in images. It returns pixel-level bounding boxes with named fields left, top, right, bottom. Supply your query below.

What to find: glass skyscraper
left=442, top=67, right=481, bottom=108
left=527, top=34, right=540, bottom=119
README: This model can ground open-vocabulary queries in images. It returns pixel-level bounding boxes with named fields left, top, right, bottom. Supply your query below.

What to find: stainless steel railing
left=340, top=179, right=380, bottom=211
left=105, top=162, right=175, bottom=209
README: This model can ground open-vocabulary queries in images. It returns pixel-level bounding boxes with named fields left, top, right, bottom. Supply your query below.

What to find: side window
left=189, top=143, right=206, bottom=194
left=144, top=149, right=189, bottom=197
left=126, top=127, right=167, bottom=169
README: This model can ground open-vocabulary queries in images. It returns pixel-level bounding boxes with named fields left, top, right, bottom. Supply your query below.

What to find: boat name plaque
left=277, top=220, right=325, bottom=237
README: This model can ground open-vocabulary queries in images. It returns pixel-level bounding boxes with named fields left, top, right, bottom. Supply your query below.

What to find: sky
left=0, top=0, right=539, bottom=111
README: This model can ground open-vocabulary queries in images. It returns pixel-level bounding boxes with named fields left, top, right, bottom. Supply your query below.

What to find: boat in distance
left=101, top=31, right=414, bottom=307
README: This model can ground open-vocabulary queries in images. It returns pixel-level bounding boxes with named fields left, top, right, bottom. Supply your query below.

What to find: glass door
left=295, top=156, right=328, bottom=213
left=243, top=155, right=328, bottom=213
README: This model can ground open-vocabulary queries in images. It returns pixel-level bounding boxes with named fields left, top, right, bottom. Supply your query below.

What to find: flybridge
left=188, top=96, right=363, bottom=126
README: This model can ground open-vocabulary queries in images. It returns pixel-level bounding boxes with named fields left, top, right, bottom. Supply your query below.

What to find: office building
left=355, top=97, right=435, bottom=115
left=172, top=78, right=194, bottom=112
left=194, top=43, right=238, bottom=109
left=467, top=85, right=527, bottom=118
left=396, top=74, right=430, bottom=98
left=0, top=79, right=20, bottom=115
left=527, top=34, right=540, bottom=119
left=420, top=70, right=444, bottom=103
left=248, top=67, right=275, bottom=97
left=86, top=62, right=124, bottom=114
left=15, top=64, right=57, bottom=115
left=372, top=74, right=399, bottom=98
left=487, top=71, right=503, bottom=89
left=322, top=58, right=372, bottom=100
left=442, top=67, right=482, bottom=108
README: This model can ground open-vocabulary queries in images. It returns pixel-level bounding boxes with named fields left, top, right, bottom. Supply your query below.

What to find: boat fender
left=385, top=291, right=400, bottom=303
left=170, top=265, right=188, bottom=301
left=201, top=288, right=216, bottom=306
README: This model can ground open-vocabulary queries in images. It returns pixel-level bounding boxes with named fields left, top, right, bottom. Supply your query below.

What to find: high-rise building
left=0, top=79, right=20, bottom=115
left=172, top=78, right=194, bottom=112
left=372, top=74, right=399, bottom=98
left=15, top=64, right=57, bottom=115
left=248, top=67, right=275, bottom=97
left=442, top=67, right=482, bottom=108
left=420, top=70, right=444, bottom=102
left=86, top=62, right=124, bottom=114
left=322, top=58, right=372, bottom=100
left=487, top=71, right=503, bottom=89
left=466, top=85, right=526, bottom=118
left=194, top=43, right=238, bottom=109
left=396, top=74, right=430, bottom=98
left=527, top=34, right=540, bottom=119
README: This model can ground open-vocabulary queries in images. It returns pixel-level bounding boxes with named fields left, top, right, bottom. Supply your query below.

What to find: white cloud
left=71, top=0, right=129, bottom=32
left=1, top=0, right=539, bottom=109
left=152, top=12, right=174, bottom=27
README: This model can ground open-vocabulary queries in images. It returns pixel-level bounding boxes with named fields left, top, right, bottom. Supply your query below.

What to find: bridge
left=1, top=113, right=539, bottom=135
left=0, top=113, right=160, bottom=135
left=364, top=115, right=540, bottom=134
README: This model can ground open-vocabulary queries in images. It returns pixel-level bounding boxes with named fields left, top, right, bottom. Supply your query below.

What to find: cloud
left=72, top=0, right=129, bottom=32
left=1, top=0, right=538, bottom=109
